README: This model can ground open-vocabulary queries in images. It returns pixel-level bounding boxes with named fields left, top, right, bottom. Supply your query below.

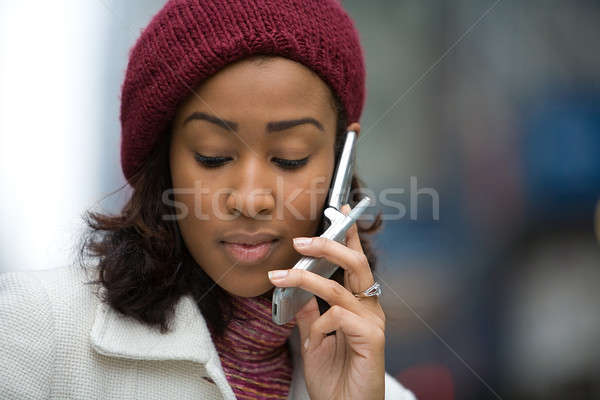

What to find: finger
left=341, top=204, right=364, bottom=254
left=306, top=304, right=385, bottom=355
left=293, top=234, right=375, bottom=295
left=268, top=268, right=368, bottom=318
left=293, top=295, right=320, bottom=353
left=292, top=236, right=371, bottom=280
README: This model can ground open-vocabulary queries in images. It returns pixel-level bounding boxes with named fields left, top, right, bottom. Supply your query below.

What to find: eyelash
left=193, top=153, right=310, bottom=170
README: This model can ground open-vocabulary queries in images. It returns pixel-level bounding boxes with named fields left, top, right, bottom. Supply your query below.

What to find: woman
left=0, top=0, right=415, bottom=399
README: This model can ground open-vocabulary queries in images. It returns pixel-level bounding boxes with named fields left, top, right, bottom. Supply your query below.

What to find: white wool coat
left=0, top=265, right=415, bottom=399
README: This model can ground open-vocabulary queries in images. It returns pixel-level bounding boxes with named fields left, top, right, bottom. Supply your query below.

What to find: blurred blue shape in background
left=521, top=87, right=600, bottom=223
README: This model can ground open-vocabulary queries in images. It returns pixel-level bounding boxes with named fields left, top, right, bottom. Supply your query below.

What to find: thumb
left=294, top=295, right=320, bottom=352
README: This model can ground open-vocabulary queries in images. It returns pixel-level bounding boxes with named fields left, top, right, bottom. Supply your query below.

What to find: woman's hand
left=268, top=204, right=386, bottom=400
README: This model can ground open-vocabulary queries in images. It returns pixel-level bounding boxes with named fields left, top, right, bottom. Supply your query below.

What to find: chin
left=224, top=282, right=276, bottom=298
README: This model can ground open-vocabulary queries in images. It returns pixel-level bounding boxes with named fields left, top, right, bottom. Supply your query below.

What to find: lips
left=219, top=231, right=281, bottom=264
left=221, top=239, right=278, bottom=264
left=220, top=231, right=279, bottom=245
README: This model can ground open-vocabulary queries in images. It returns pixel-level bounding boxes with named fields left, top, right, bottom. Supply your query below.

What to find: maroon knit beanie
left=120, top=0, right=366, bottom=183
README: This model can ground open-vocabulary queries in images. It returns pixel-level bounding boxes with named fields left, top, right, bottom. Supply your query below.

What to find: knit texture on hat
left=120, top=0, right=366, bottom=183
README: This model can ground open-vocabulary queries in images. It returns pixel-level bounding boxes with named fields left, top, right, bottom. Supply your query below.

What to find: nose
left=225, top=160, right=275, bottom=219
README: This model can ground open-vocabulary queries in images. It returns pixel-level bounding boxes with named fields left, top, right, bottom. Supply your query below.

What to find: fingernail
left=304, top=337, right=310, bottom=350
left=268, top=270, right=288, bottom=280
left=293, top=237, right=312, bottom=247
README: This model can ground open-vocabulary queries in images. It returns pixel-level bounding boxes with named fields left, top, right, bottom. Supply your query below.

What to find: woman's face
left=169, top=56, right=359, bottom=298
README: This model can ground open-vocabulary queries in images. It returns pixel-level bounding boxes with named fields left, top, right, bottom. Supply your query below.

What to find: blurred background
left=1, top=0, right=599, bottom=398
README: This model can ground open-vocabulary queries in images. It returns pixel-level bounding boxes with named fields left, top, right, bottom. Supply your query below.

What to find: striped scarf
left=207, top=290, right=298, bottom=399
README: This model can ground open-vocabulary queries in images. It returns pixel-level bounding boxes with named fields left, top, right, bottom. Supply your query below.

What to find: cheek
left=169, top=160, right=220, bottom=265
left=277, top=158, right=334, bottom=230
left=170, top=146, right=224, bottom=221
left=282, top=174, right=331, bottom=221
left=172, top=189, right=212, bottom=255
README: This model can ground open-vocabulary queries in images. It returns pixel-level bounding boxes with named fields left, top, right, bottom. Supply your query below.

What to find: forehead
left=176, top=56, right=336, bottom=122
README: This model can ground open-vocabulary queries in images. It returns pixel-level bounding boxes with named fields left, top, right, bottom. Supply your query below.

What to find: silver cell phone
left=272, top=130, right=372, bottom=325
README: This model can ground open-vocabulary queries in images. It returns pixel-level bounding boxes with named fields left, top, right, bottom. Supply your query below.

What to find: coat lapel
left=89, top=289, right=310, bottom=400
left=90, top=293, right=213, bottom=363
left=89, top=291, right=237, bottom=399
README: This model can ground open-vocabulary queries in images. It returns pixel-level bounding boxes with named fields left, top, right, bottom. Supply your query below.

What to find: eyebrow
left=183, top=112, right=238, bottom=131
left=182, top=111, right=324, bottom=133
